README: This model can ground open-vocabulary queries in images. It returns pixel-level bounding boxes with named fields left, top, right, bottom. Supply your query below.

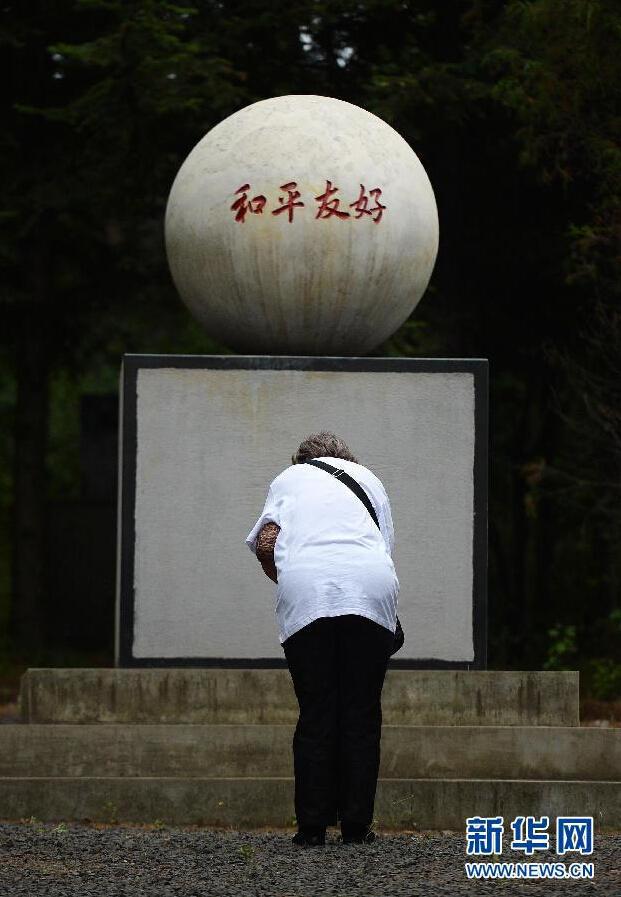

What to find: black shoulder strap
left=302, top=459, right=381, bottom=531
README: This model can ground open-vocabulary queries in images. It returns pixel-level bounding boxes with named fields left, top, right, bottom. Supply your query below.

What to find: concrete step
left=19, top=668, right=579, bottom=726
left=0, top=776, right=618, bottom=829
left=1, top=724, right=618, bottom=780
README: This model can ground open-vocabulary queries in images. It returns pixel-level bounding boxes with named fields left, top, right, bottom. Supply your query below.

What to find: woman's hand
left=256, top=522, right=280, bottom=583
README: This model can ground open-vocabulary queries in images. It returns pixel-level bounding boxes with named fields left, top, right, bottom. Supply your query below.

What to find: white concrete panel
left=132, top=367, right=474, bottom=660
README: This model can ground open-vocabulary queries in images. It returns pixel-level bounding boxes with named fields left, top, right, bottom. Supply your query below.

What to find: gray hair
left=292, top=432, right=359, bottom=465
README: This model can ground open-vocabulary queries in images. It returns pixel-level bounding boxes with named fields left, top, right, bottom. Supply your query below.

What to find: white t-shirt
left=245, top=457, right=400, bottom=645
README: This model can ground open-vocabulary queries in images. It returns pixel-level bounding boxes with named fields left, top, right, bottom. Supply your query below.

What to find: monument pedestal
left=116, top=354, right=488, bottom=668
left=3, top=667, right=619, bottom=829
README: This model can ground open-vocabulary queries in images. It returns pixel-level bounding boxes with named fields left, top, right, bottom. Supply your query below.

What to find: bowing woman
left=245, top=432, right=400, bottom=847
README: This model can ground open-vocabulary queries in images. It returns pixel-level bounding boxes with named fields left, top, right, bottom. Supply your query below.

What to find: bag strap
left=304, top=458, right=403, bottom=654
left=302, top=459, right=381, bottom=531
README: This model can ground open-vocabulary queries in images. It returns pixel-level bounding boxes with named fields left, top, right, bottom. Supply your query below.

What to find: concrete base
left=7, top=667, right=617, bottom=830
left=1, top=724, right=619, bottom=781
left=1, top=778, right=619, bottom=830
left=19, top=668, right=579, bottom=726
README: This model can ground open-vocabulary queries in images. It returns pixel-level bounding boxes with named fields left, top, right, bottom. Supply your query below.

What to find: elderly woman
left=245, top=432, right=400, bottom=848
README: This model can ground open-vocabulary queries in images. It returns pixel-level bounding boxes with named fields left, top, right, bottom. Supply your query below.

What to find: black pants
left=282, top=613, right=394, bottom=828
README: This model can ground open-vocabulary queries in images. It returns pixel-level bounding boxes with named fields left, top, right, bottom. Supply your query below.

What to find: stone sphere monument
left=114, top=96, right=487, bottom=675
left=165, top=94, right=439, bottom=355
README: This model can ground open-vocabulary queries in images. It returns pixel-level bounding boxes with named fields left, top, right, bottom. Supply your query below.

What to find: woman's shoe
left=292, top=825, right=326, bottom=847
left=340, top=823, right=376, bottom=844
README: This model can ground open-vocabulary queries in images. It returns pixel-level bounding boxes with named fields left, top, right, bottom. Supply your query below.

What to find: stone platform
left=3, top=668, right=619, bottom=829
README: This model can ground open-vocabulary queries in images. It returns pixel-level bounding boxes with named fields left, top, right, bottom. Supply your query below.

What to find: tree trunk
left=9, top=309, right=50, bottom=653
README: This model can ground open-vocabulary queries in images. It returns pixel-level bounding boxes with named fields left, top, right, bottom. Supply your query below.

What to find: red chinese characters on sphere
left=314, top=180, right=350, bottom=220
left=271, top=182, right=305, bottom=223
left=231, top=184, right=267, bottom=223
left=349, top=184, right=386, bottom=224
left=231, top=180, right=386, bottom=223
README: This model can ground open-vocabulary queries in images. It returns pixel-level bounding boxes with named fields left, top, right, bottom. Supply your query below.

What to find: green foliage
left=102, top=800, right=119, bottom=824
left=1, top=0, right=620, bottom=680
left=586, top=658, right=621, bottom=701
left=544, top=611, right=621, bottom=698
left=47, top=371, right=81, bottom=501
left=480, top=0, right=621, bottom=296
left=543, top=624, right=578, bottom=671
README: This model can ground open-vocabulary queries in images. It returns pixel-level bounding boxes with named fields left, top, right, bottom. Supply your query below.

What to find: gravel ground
left=0, top=820, right=619, bottom=896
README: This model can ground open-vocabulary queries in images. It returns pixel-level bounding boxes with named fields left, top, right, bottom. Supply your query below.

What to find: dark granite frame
left=117, top=354, right=488, bottom=669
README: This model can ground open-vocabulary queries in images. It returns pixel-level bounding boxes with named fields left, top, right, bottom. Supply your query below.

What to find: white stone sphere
left=165, top=94, right=439, bottom=355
